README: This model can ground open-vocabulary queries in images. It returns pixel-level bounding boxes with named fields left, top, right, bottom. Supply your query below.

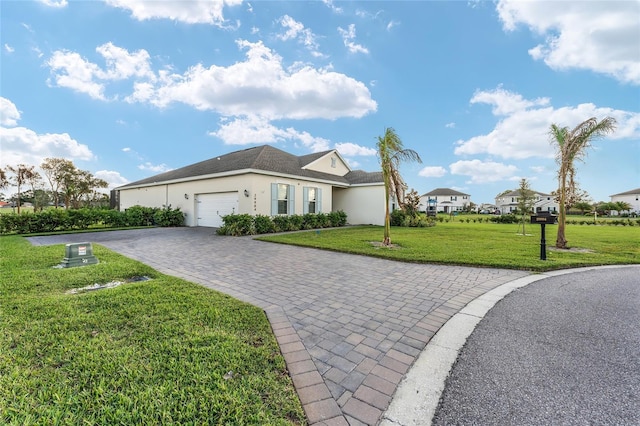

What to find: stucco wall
left=333, top=185, right=385, bottom=226
left=118, top=172, right=337, bottom=226
left=304, top=153, right=350, bottom=176
left=611, top=193, right=640, bottom=213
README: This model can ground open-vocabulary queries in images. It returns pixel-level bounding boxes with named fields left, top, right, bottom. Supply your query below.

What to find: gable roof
left=498, top=189, right=551, bottom=198
left=610, top=188, right=640, bottom=197
left=421, top=188, right=470, bottom=197
left=117, top=145, right=381, bottom=189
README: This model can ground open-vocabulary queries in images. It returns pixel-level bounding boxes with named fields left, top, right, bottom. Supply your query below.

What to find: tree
left=376, top=127, right=422, bottom=245
left=550, top=116, right=616, bottom=249
left=0, top=168, right=8, bottom=191
left=612, top=201, right=632, bottom=216
left=573, top=201, right=594, bottom=215
left=6, top=164, right=38, bottom=214
left=402, top=188, right=421, bottom=218
left=516, top=178, right=535, bottom=235
left=41, top=158, right=75, bottom=208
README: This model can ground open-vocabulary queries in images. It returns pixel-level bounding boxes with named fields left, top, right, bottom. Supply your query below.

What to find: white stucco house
left=114, top=145, right=386, bottom=227
left=610, top=188, right=640, bottom=213
left=495, top=189, right=559, bottom=214
left=419, top=188, right=471, bottom=214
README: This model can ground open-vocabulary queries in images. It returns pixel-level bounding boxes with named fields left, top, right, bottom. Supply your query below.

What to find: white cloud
left=105, top=0, right=243, bottom=26
left=0, top=127, right=94, bottom=169
left=4, top=44, right=14, bottom=53
left=122, top=147, right=131, bottom=152
left=450, top=159, right=518, bottom=184
left=276, top=15, right=323, bottom=57
left=338, top=24, right=369, bottom=54
left=0, top=98, right=94, bottom=170
left=95, top=170, right=129, bottom=190
left=445, top=122, right=455, bottom=129
left=455, top=87, right=640, bottom=159
left=209, top=115, right=330, bottom=152
left=47, top=43, right=154, bottom=100
left=39, top=0, right=68, bottom=8
left=497, top=0, right=640, bottom=85
left=386, top=21, right=399, bottom=31
left=128, top=39, right=376, bottom=120
left=322, top=0, right=343, bottom=14
left=138, top=162, right=171, bottom=173
left=418, top=166, right=447, bottom=178
left=1, top=97, right=21, bottom=127
left=334, top=142, right=376, bottom=156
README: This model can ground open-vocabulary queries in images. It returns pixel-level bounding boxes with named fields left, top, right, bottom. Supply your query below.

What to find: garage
left=196, top=192, right=239, bottom=227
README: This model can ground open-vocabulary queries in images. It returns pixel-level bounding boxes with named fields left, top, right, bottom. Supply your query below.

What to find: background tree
left=550, top=116, right=616, bottom=249
left=41, top=158, right=75, bottom=208
left=6, top=164, right=37, bottom=214
left=402, top=188, right=421, bottom=218
left=0, top=168, right=8, bottom=192
left=377, top=127, right=422, bottom=245
left=573, top=201, right=594, bottom=215
left=516, top=178, right=535, bottom=235
left=612, top=201, right=632, bottom=216
left=26, top=169, right=43, bottom=211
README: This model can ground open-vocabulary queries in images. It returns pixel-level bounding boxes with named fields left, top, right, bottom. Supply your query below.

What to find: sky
left=1, top=0, right=639, bottom=205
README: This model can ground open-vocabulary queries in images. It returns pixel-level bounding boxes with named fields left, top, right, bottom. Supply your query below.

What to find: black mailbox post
left=530, top=211, right=558, bottom=260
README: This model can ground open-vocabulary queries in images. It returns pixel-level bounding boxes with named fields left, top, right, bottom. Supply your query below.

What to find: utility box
left=60, top=242, right=99, bottom=268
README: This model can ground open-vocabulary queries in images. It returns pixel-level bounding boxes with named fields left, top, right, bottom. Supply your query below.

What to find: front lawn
left=0, top=237, right=305, bottom=425
left=257, top=221, right=639, bottom=271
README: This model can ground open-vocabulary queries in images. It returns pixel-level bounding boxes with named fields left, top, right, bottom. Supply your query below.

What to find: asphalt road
left=432, top=266, right=640, bottom=425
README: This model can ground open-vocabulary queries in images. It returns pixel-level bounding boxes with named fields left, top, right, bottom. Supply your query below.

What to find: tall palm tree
left=550, top=116, right=616, bottom=249
left=376, top=127, right=422, bottom=246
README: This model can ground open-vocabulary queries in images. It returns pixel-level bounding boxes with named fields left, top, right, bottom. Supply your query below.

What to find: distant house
left=419, top=188, right=471, bottom=214
left=115, top=145, right=386, bottom=227
left=495, top=189, right=558, bottom=214
left=610, top=188, right=640, bottom=214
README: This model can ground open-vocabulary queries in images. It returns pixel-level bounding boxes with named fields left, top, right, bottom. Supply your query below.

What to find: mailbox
left=59, top=242, right=99, bottom=268
left=529, top=212, right=557, bottom=260
left=530, top=211, right=558, bottom=224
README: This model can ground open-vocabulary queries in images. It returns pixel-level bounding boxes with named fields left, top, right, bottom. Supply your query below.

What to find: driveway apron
left=29, top=228, right=529, bottom=425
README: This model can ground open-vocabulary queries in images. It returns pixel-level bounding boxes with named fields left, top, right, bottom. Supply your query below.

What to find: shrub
left=301, top=213, right=318, bottom=230
left=327, top=210, right=347, bottom=227
left=254, top=215, right=275, bottom=234
left=390, top=209, right=406, bottom=226
left=490, top=214, right=518, bottom=224
left=125, top=206, right=156, bottom=226
left=153, top=205, right=185, bottom=227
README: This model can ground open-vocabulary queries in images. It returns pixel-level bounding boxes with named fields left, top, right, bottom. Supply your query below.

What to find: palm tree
left=550, top=116, right=616, bottom=249
left=376, top=127, right=422, bottom=245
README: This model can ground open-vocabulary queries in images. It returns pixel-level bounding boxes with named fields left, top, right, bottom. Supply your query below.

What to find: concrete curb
left=379, top=264, right=639, bottom=426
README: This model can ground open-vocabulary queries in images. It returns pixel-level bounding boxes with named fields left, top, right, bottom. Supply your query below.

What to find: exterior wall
left=333, top=185, right=385, bottom=225
left=118, top=172, right=337, bottom=226
left=495, top=193, right=559, bottom=214
left=419, top=194, right=471, bottom=213
left=610, top=192, right=640, bottom=213
left=304, top=153, right=350, bottom=176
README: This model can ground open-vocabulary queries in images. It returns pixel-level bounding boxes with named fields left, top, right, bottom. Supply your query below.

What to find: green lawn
left=257, top=221, right=639, bottom=271
left=0, top=237, right=305, bottom=425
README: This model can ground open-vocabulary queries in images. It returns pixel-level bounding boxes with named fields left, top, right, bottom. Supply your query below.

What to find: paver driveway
left=30, top=227, right=529, bottom=425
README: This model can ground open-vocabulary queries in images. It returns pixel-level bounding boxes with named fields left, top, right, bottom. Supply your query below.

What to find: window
left=271, top=183, right=295, bottom=215
left=451, top=196, right=457, bottom=201
left=303, top=187, right=322, bottom=214
left=331, top=157, right=337, bottom=168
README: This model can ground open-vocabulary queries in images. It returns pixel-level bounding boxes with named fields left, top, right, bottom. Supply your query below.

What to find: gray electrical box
left=60, top=242, right=99, bottom=268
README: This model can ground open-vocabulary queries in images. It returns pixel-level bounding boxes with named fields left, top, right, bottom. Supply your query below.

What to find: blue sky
left=1, top=0, right=639, bottom=205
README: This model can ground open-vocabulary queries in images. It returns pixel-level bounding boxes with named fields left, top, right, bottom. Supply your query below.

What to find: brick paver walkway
left=30, top=228, right=529, bottom=425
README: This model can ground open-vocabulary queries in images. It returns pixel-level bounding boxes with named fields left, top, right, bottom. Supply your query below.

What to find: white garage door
left=196, top=192, right=238, bottom=227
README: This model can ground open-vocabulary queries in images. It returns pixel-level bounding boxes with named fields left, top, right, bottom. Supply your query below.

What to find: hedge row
left=216, top=211, right=348, bottom=236
left=0, top=205, right=184, bottom=235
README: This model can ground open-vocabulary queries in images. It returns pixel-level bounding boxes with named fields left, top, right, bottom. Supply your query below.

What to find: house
left=419, top=188, right=471, bottom=214
left=495, top=189, right=558, bottom=214
left=114, top=145, right=385, bottom=227
left=610, top=188, right=640, bottom=214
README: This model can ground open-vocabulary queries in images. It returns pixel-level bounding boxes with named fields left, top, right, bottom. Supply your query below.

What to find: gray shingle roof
left=610, top=188, right=640, bottom=196
left=117, top=145, right=382, bottom=189
left=421, top=188, right=470, bottom=197
left=499, top=189, right=551, bottom=197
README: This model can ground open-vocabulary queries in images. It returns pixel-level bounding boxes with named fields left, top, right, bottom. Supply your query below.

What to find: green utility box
left=60, top=242, right=99, bottom=268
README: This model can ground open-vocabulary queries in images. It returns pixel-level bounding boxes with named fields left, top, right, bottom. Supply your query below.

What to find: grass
left=257, top=221, right=639, bottom=272
left=0, top=236, right=305, bottom=425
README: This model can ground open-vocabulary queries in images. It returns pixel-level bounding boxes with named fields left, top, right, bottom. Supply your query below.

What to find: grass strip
left=257, top=222, right=639, bottom=271
left=0, top=237, right=305, bottom=425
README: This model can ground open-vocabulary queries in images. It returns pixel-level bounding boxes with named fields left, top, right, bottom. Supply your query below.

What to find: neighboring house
left=610, top=188, right=640, bottom=214
left=419, top=188, right=471, bottom=214
left=114, top=145, right=385, bottom=227
left=495, top=189, right=558, bottom=214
